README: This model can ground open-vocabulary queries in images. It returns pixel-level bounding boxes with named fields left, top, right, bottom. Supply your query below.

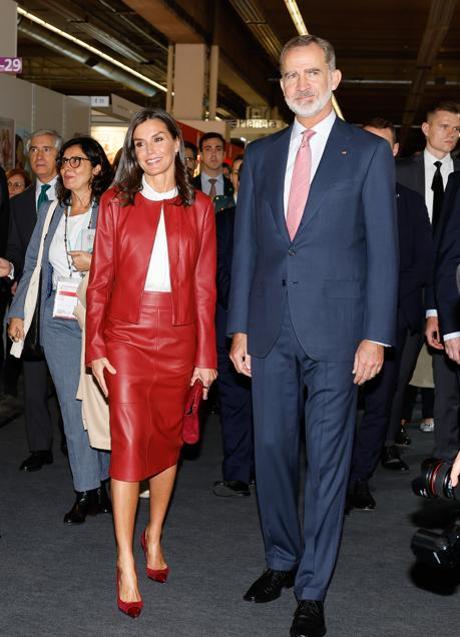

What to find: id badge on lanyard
left=52, top=277, right=80, bottom=320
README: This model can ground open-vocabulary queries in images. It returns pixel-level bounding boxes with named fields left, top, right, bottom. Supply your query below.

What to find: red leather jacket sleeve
left=194, top=197, right=217, bottom=368
left=85, top=189, right=116, bottom=364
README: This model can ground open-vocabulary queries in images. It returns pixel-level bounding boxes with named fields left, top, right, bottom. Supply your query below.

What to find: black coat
left=0, top=166, right=10, bottom=257
left=6, top=185, right=37, bottom=279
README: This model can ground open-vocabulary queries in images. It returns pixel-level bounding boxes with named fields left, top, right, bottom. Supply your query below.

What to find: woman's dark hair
left=114, top=107, right=195, bottom=206
left=55, top=136, right=113, bottom=205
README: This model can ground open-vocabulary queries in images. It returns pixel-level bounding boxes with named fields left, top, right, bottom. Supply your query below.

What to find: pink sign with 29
left=0, top=57, right=22, bottom=73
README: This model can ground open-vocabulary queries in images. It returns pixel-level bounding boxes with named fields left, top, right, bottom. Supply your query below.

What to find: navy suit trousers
left=251, top=304, right=357, bottom=601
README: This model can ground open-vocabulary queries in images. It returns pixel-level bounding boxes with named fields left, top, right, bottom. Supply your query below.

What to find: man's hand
left=445, top=336, right=460, bottom=364
left=425, top=316, right=444, bottom=350
left=352, top=340, right=384, bottom=385
left=0, top=257, right=12, bottom=278
left=8, top=317, right=25, bottom=343
left=230, top=332, right=252, bottom=377
left=450, top=450, right=460, bottom=487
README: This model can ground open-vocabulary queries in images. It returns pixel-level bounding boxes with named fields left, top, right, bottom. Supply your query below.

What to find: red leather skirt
left=104, top=292, right=196, bottom=481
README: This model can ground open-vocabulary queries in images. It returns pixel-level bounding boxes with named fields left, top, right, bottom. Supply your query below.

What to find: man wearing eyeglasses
left=0, top=129, right=63, bottom=473
left=184, top=141, right=198, bottom=179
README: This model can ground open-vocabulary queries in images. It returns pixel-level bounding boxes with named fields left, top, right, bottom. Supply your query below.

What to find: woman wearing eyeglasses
left=6, top=168, right=31, bottom=198
left=8, top=137, right=114, bottom=524
left=85, top=108, right=217, bottom=618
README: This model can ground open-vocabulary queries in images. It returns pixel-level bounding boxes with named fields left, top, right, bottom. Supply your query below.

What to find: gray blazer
left=9, top=199, right=99, bottom=342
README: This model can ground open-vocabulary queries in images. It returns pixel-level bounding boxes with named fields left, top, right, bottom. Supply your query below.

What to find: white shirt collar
left=201, top=171, right=223, bottom=183
left=291, top=109, right=336, bottom=141
left=423, top=148, right=452, bottom=166
left=141, top=174, right=178, bottom=201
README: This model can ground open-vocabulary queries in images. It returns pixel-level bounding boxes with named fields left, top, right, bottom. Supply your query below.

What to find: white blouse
left=141, top=175, right=177, bottom=292
left=49, top=208, right=92, bottom=287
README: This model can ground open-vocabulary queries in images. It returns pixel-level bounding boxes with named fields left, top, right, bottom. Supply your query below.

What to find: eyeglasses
left=184, top=156, right=196, bottom=163
left=8, top=180, right=25, bottom=190
left=59, top=156, right=91, bottom=168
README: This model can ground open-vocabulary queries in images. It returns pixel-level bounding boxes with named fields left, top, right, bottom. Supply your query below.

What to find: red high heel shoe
left=140, top=529, right=170, bottom=583
left=116, top=568, right=143, bottom=618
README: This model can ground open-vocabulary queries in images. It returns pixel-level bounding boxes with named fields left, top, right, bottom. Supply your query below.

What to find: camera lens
left=411, top=460, right=458, bottom=500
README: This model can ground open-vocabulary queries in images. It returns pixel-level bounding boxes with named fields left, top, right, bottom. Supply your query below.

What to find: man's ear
left=393, top=142, right=400, bottom=158
left=421, top=121, right=429, bottom=138
left=331, top=69, right=342, bottom=91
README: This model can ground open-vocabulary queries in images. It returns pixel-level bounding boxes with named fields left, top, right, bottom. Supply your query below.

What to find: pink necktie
left=286, top=129, right=315, bottom=240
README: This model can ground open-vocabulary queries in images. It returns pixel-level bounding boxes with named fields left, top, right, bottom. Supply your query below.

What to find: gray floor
left=1, top=401, right=460, bottom=637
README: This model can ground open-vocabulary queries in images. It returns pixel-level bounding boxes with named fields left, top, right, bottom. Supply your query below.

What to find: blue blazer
left=8, top=200, right=99, bottom=341
left=227, top=117, right=399, bottom=362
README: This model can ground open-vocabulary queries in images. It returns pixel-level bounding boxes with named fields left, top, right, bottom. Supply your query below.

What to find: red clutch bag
left=182, top=380, right=203, bottom=444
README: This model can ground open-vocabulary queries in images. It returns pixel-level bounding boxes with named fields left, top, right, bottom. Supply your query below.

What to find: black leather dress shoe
left=19, top=450, right=53, bottom=472
left=213, top=480, right=250, bottom=497
left=290, top=600, right=326, bottom=637
left=97, top=481, right=112, bottom=513
left=243, top=568, right=295, bottom=603
left=381, top=445, right=409, bottom=471
left=63, top=490, right=99, bottom=524
left=348, top=479, right=376, bottom=510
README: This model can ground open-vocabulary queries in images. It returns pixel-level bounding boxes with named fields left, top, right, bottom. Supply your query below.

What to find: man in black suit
left=432, top=172, right=460, bottom=378
left=347, top=118, right=433, bottom=510
left=0, top=166, right=11, bottom=393
left=396, top=101, right=460, bottom=464
left=193, top=132, right=252, bottom=496
left=0, top=128, right=62, bottom=471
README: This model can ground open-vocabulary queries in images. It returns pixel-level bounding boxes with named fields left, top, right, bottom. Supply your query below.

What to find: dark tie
left=208, top=178, right=217, bottom=199
left=37, top=183, right=51, bottom=212
left=431, top=161, right=444, bottom=232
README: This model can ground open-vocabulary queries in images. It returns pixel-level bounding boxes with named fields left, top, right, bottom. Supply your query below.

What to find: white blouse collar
left=141, top=174, right=178, bottom=201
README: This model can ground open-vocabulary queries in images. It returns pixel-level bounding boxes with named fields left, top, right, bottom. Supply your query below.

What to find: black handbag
left=22, top=275, right=45, bottom=362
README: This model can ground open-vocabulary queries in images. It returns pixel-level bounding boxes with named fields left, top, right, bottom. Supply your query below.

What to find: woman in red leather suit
left=85, top=108, right=217, bottom=617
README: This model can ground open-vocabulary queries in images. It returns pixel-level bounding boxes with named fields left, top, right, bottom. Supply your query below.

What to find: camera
left=411, top=460, right=460, bottom=569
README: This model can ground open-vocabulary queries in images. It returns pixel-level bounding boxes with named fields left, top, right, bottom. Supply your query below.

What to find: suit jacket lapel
left=266, top=126, right=292, bottom=242
left=295, top=118, right=353, bottom=236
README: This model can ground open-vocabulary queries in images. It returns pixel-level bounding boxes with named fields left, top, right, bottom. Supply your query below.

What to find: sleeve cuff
left=443, top=332, right=460, bottom=341
left=426, top=309, right=438, bottom=318
left=368, top=340, right=391, bottom=347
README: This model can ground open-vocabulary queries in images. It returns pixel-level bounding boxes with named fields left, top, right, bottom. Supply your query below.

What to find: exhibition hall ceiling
left=15, top=0, right=460, bottom=152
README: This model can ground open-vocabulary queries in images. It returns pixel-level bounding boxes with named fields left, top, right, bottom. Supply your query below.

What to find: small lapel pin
left=341, top=149, right=348, bottom=155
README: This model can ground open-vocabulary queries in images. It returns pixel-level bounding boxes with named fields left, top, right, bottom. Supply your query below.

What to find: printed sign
left=0, top=57, right=22, bottom=73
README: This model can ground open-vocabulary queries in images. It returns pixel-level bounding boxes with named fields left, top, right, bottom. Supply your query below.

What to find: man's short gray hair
left=25, top=129, right=63, bottom=153
left=279, top=35, right=336, bottom=73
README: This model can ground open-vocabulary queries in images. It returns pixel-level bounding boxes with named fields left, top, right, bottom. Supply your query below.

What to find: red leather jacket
left=85, top=187, right=217, bottom=369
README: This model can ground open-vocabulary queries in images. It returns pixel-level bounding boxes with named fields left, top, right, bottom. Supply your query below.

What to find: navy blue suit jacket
left=396, top=183, right=433, bottom=332
left=227, top=117, right=399, bottom=362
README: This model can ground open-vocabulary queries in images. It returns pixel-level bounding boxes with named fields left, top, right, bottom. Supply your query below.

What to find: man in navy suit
left=228, top=35, right=398, bottom=637
left=347, top=119, right=433, bottom=511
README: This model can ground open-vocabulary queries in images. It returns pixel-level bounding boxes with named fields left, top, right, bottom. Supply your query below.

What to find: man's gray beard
left=285, top=89, right=332, bottom=118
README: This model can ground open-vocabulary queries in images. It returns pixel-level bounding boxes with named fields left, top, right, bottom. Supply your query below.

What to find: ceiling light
left=17, top=7, right=167, bottom=93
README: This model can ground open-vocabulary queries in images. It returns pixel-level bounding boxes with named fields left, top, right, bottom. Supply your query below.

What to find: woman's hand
left=68, top=251, right=92, bottom=272
left=90, top=357, right=116, bottom=398
left=451, top=450, right=460, bottom=487
left=8, top=317, right=25, bottom=342
left=190, top=367, right=217, bottom=400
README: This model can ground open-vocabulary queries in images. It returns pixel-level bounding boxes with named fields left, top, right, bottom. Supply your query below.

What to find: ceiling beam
left=399, top=0, right=458, bottom=145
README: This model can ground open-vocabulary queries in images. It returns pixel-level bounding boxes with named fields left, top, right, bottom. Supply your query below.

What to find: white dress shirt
left=423, top=151, right=457, bottom=339
left=141, top=175, right=175, bottom=292
left=200, top=171, right=224, bottom=197
left=283, top=109, right=336, bottom=215
left=423, top=149, right=453, bottom=222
